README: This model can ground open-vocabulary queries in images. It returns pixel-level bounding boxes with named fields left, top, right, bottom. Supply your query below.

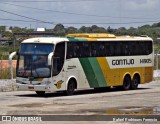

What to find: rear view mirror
left=8, top=51, right=17, bottom=79
left=48, top=52, right=53, bottom=66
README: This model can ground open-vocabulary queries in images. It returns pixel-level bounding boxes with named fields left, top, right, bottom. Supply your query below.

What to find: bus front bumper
left=16, top=83, right=51, bottom=92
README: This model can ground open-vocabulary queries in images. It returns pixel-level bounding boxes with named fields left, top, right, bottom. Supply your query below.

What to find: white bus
left=9, top=33, right=154, bottom=95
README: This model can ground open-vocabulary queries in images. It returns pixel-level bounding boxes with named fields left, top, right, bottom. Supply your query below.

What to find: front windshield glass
left=20, top=43, right=53, bottom=55
left=17, top=43, right=54, bottom=78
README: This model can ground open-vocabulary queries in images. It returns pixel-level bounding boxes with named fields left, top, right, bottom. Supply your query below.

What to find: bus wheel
left=65, top=79, right=76, bottom=96
left=36, top=91, right=45, bottom=96
left=123, top=75, right=131, bottom=90
left=131, top=75, right=139, bottom=90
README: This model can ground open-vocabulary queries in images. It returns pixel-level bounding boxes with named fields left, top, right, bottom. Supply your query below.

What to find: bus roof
left=67, top=33, right=153, bottom=41
left=21, top=33, right=153, bottom=44
left=67, top=33, right=116, bottom=38
left=21, top=37, right=68, bottom=44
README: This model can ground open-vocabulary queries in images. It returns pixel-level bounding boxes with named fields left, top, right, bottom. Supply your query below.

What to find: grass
left=0, top=68, right=16, bottom=79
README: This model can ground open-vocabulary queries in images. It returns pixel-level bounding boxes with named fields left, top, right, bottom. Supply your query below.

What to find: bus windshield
left=17, top=43, right=54, bottom=78
left=19, top=43, right=53, bottom=55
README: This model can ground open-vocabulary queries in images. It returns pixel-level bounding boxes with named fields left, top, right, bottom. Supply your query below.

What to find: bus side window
left=110, top=43, right=115, bottom=56
left=67, top=43, right=73, bottom=59
left=83, top=42, right=91, bottom=57
left=147, top=41, right=152, bottom=55
left=67, top=42, right=79, bottom=59
left=115, top=44, right=121, bottom=56
left=99, top=43, right=105, bottom=57
left=131, top=42, right=136, bottom=55
left=75, top=45, right=79, bottom=57
left=91, top=42, right=96, bottom=57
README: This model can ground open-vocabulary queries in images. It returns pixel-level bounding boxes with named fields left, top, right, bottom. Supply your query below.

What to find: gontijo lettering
left=112, top=59, right=134, bottom=66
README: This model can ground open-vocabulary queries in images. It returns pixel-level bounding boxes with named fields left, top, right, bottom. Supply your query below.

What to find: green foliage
left=66, top=27, right=78, bottom=34
left=0, top=45, right=19, bottom=60
left=1, top=22, right=160, bottom=40
left=2, top=31, right=14, bottom=40
left=53, top=23, right=66, bottom=36
left=1, top=22, right=160, bottom=44
left=0, top=26, right=6, bottom=32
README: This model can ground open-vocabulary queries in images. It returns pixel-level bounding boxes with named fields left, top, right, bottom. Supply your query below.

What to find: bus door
left=52, top=42, right=66, bottom=89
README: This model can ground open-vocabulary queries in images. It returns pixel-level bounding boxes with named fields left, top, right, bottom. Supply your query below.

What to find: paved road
left=0, top=81, right=160, bottom=123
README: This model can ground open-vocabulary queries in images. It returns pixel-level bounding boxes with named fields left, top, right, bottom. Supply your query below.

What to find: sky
left=0, top=0, right=160, bottom=29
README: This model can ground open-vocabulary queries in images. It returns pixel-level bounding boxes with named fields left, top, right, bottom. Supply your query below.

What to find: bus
left=9, top=33, right=154, bottom=95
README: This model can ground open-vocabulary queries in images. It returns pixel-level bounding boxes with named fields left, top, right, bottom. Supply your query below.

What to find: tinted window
left=52, top=42, right=65, bottom=76
left=67, top=41, right=153, bottom=59
left=20, top=43, right=54, bottom=55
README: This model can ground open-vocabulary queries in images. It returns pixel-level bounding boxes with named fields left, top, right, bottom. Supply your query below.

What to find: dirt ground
left=0, top=81, right=160, bottom=123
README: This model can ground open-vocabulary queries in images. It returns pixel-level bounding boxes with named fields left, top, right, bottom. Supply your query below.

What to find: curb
left=0, top=79, right=17, bottom=92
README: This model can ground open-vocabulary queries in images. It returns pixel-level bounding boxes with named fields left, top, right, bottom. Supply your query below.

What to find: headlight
left=44, top=81, right=51, bottom=85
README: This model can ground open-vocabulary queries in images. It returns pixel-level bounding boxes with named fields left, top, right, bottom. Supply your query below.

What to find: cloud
left=0, top=0, right=160, bottom=29
left=124, top=0, right=159, bottom=10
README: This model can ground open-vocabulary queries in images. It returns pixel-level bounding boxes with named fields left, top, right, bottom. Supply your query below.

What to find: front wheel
left=64, top=80, right=76, bottom=96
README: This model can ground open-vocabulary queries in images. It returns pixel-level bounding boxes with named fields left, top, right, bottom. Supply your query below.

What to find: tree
left=152, top=22, right=160, bottom=27
left=2, top=31, right=14, bottom=40
left=66, top=27, right=78, bottom=34
left=53, top=24, right=66, bottom=36
left=91, top=25, right=107, bottom=33
left=115, top=27, right=127, bottom=35
left=0, top=26, right=6, bottom=32
left=78, top=26, right=92, bottom=33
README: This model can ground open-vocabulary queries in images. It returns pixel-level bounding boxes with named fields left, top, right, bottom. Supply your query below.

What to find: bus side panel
left=97, top=57, right=120, bottom=86
left=64, top=58, right=90, bottom=89
left=79, top=58, right=106, bottom=88
left=141, top=67, right=154, bottom=84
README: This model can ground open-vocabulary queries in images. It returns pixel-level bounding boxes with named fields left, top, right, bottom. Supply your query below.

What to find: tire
left=65, top=80, right=76, bottom=96
left=123, top=75, right=131, bottom=90
left=36, top=91, right=45, bottom=96
left=131, top=75, right=139, bottom=90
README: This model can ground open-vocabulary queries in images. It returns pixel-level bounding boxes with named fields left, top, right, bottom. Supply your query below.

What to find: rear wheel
left=64, top=79, right=76, bottom=96
left=123, top=75, right=131, bottom=90
left=131, top=75, right=139, bottom=90
left=36, top=91, right=45, bottom=96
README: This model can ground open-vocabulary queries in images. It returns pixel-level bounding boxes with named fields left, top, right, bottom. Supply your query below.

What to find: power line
left=1, top=2, right=158, bottom=20
left=0, top=6, right=159, bottom=26
left=0, top=9, right=56, bottom=25
left=0, top=18, right=37, bottom=22
left=0, top=9, right=74, bottom=28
